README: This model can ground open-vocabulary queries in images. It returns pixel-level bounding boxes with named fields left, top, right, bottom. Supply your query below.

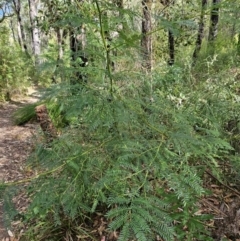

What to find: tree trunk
left=13, top=0, right=28, bottom=53
left=109, top=0, right=124, bottom=72
left=208, top=0, right=220, bottom=42
left=70, top=24, right=88, bottom=85
left=168, top=29, right=174, bottom=65
left=28, top=0, right=41, bottom=65
left=56, top=28, right=64, bottom=61
left=192, top=0, right=208, bottom=65
left=237, top=33, right=240, bottom=56
left=51, top=28, right=67, bottom=83
left=160, top=0, right=175, bottom=66
left=9, top=19, right=17, bottom=44
left=141, top=0, right=152, bottom=72
left=67, top=0, right=88, bottom=87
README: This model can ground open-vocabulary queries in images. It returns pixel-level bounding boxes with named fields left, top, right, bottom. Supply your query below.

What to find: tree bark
left=160, top=0, right=175, bottom=65
left=237, top=33, right=240, bottom=56
left=56, top=28, right=64, bottom=61
left=208, top=0, right=220, bottom=42
left=141, top=0, right=152, bottom=72
left=67, top=0, right=88, bottom=86
left=52, top=28, right=67, bottom=83
left=9, top=18, right=17, bottom=44
left=70, top=24, right=88, bottom=84
left=109, top=0, right=124, bottom=71
left=168, top=29, right=174, bottom=65
left=192, top=0, right=208, bottom=65
left=12, top=0, right=28, bottom=53
left=28, top=0, right=41, bottom=65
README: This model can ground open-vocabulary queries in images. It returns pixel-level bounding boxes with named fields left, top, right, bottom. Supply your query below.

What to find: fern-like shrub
left=4, top=75, right=235, bottom=240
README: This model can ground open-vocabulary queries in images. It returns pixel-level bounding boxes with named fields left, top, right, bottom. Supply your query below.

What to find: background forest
left=0, top=0, right=240, bottom=240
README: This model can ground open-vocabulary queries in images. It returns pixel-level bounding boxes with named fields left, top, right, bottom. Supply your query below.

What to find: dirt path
left=0, top=90, right=39, bottom=240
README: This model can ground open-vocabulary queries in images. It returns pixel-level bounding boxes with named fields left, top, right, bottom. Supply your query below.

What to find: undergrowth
left=0, top=25, right=33, bottom=101
left=4, top=69, right=240, bottom=240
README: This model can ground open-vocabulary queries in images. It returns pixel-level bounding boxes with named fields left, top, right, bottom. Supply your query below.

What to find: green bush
left=0, top=26, right=33, bottom=101
left=8, top=72, right=236, bottom=240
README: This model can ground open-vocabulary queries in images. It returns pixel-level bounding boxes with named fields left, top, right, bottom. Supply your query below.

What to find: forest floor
left=0, top=88, right=39, bottom=240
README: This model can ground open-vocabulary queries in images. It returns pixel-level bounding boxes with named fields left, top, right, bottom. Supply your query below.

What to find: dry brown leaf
left=7, top=230, right=13, bottom=238
left=108, top=231, right=118, bottom=240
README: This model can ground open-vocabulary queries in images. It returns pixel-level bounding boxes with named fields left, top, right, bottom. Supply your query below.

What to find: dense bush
left=0, top=26, right=33, bottom=101
left=8, top=67, right=239, bottom=240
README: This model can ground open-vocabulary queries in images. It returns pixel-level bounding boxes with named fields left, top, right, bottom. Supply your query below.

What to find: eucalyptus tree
left=68, top=0, right=88, bottom=84
left=41, top=0, right=69, bottom=82
left=12, top=0, right=28, bottom=53
left=159, top=0, right=175, bottom=66
left=219, top=0, right=240, bottom=55
left=42, top=0, right=69, bottom=61
left=28, top=0, right=41, bottom=65
left=192, top=0, right=208, bottom=65
left=208, top=0, right=220, bottom=42
left=141, top=0, right=152, bottom=72
left=101, top=0, right=125, bottom=72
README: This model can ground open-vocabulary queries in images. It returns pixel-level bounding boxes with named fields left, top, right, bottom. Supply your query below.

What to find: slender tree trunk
left=17, top=20, right=23, bottom=47
left=102, top=11, right=116, bottom=72
left=109, top=0, right=124, bottom=71
left=56, top=28, right=64, bottom=61
left=237, top=33, right=240, bottom=56
left=52, top=28, right=67, bottom=83
left=160, top=0, right=175, bottom=65
left=68, top=0, right=88, bottom=87
left=208, top=0, right=220, bottom=42
left=13, top=0, right=28, bottom=53
left=168, top=29, right=174, bottom=65
left=192, top=0, right=208, bottom=65
left=28, top=0, right=41, bottom=65
left=70, top=24, right=88, bottom=85
left=141, top=0, right=152, bottom=72
left=114, top=0, right=124, bottom=27
left=9, top=19, right=17, bottom=44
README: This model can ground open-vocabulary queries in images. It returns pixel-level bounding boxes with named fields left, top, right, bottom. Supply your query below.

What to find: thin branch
left=94, top=0, right=114, bottom=97
left=205, top=170, right=240, bottom=197
left=159, top=0, right=175, bottom=15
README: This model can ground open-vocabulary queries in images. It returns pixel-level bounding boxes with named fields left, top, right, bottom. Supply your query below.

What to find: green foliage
left=12, top=102, right=39, bottom=125
left=12, top=72, right=236, bottom=240
left=0, top=25, right=33, bottom=101
left=106, top=194, right=174, bottom=241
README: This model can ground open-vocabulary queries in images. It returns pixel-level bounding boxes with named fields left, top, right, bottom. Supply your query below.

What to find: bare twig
left=205, top=170, right=240, bottom=197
